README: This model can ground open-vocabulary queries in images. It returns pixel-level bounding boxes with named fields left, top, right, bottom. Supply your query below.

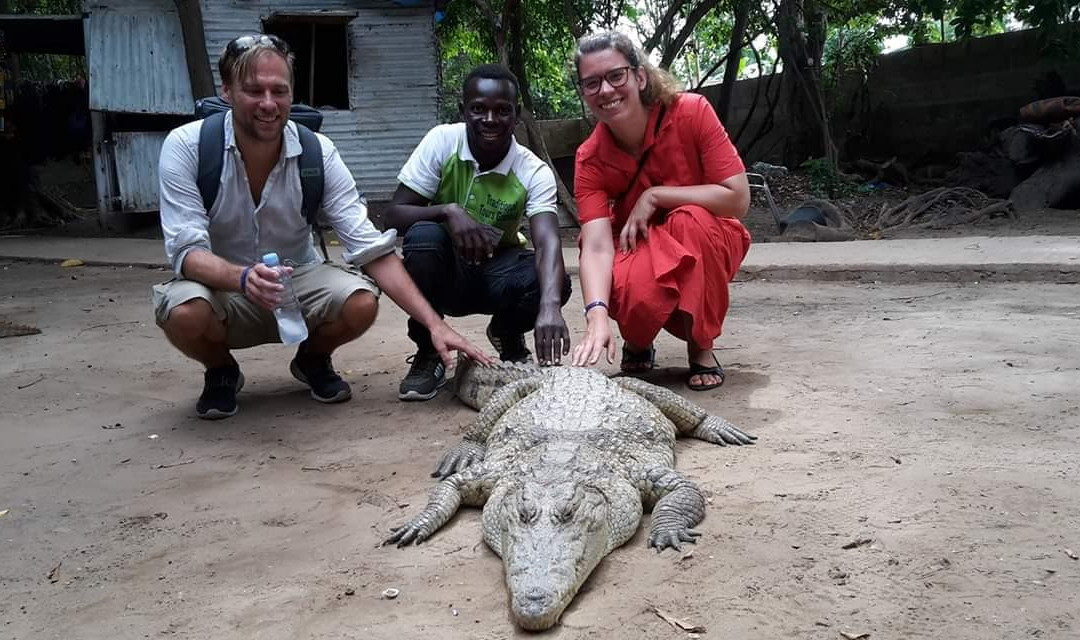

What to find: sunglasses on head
left=226, top=34, right=290, bottom=57
left=578, top=66, right=635, bottom=96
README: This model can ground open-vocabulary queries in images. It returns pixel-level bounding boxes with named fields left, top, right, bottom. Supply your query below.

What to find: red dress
left=575, top=93, right=752, bottom=348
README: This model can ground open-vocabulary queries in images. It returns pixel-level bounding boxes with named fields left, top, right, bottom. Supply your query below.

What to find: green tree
left=1, top=0, right=86, bottom=81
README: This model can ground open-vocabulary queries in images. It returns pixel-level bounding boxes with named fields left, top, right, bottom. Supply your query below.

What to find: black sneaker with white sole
left=196, top=365, right=245, bottom=420
left=290, top=350, right=352, bottom=403
left=398, top=350, right=447, bottom=401
left=486, top=322, right=532, bottom=363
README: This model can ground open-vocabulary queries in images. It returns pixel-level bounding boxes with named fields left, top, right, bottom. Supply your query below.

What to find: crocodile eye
left=555, top=503, right=576, bottom=523
left=518, top=499, right=538, bottom=524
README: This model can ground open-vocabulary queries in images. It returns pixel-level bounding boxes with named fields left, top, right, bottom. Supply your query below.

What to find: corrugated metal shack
left=84, top=0, right=439, bottom=222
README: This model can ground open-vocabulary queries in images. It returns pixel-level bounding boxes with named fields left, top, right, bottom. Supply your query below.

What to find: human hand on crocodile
left=571, top=307, right=616, bottom=366
left=431, top=322, right=495, bottom=368
left=534, top=303, right=570, bottom=366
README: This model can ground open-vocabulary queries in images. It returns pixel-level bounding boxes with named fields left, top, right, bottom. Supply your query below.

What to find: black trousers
left=401, top=221, right=571, bottom=353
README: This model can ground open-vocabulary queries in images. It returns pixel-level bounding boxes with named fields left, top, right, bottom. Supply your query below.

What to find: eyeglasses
left=578, top=66, right=633, bottom=96
left=225, top=34, right=290, bottom=58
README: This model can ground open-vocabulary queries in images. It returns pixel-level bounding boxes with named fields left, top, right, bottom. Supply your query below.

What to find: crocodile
left=386, top=358, right=755, bottom=630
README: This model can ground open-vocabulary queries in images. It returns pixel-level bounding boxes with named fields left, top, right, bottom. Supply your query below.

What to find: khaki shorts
left=151, top=263, right=380, bottom=349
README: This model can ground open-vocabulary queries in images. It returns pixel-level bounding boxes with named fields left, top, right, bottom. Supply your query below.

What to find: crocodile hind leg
left=613, top=377, right=755, bottom=446
left=638, top=466, right=706, bottom=551
left=433, top=377, right=543, bottom=479
left=386, top=464, right=497, bottom=547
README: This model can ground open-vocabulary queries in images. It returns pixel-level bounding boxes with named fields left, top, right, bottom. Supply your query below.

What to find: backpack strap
left=195, top=113, right=332, bottom=262
left=612, top=104, right=667, bottom=206
left=196, top=111, right=227, bottom=212
left=295, top=123, right=330, bottom=262
left=295, top=123, right=324, bottom=227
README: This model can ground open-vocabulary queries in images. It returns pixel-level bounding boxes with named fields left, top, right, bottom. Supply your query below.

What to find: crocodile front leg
left=613, top=377, right=755, bottom=446
left=432, top=377, right=543, bottom=479
left=386, top=465, right=496, bottom=547
left=638, top=466, right=706, bottom=552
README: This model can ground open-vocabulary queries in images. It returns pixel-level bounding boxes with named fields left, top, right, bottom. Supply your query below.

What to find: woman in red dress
left=569, top=31, right=751, bottom=391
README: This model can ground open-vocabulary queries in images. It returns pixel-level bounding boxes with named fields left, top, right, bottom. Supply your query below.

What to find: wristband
left=584, top=300, right=608, bottom=316
left=240, top=265, right=254, bottom=294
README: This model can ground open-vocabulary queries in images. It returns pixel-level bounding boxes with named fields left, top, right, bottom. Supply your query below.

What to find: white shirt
left=158, top=113, right=396, bottom=275
left=397, top=123, right=557, bottom=219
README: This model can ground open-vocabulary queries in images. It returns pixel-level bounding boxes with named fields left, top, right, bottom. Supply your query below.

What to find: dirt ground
left=1, top=260, right=1078, bottom=640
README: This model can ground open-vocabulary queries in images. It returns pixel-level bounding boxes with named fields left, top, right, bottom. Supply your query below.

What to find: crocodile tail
left=453, top=353, right=542, bottom=410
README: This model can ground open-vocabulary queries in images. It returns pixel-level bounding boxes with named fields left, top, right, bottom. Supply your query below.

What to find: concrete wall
left=849, top=27, right=1080, bottom=162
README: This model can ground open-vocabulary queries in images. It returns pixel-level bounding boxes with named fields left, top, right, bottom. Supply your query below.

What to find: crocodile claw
left=648, top=527, right=701, bottom=552
left=693, top=416, right=756, bottom=446
left=385, top=520, right=433, bottom=547
left=432, top=441, right=486, bottom=479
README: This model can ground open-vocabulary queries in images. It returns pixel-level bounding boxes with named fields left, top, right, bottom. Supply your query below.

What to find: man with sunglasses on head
left=152, top=34, right=491, bottom=419
left=381, top=64, right=572, bottom=402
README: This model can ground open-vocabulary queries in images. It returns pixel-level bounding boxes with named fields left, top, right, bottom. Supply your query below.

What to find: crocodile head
left=497, top=476, right=612, bottom=630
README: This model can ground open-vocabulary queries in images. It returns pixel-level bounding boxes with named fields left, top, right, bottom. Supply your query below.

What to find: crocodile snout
left=512, top=587, right=560, bottom=630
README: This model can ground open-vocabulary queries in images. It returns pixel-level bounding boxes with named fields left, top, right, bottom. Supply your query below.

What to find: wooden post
left=308, top=23, right=316, bottom=106
left=174, top=0, right=216, bottom=99
left=90, top=110, right=113, bottom=225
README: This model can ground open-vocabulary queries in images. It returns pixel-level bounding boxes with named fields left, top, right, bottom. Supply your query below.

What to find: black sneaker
left=398, top=350, right=447, bottom=401
left=290, top=350, right=352, bottom=403
left=196, top=365, right=245, bottom=420
left=486, top=322, right=531, bottom=363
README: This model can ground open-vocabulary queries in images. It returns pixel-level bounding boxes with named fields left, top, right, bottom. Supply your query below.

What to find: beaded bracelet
left=584, top=300, right=608, bottom=316
left=240, top=265, right=254, bottom=294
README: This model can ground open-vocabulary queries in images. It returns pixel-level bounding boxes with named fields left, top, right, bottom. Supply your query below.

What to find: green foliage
left=883, top=0, right=1080, bottom=42
left=436, top=5, right=495, bottom=123
left=436, top=0, right=1080, bottom=125
left=1, top=1, right=87, bottom=82
left=1, top=0, right=81, bottom=12
left=435, top=0, right=582, bottom=122
left=676, top=6, right=734, bottom=86
left=822, top=15, right=883, bottom=92
left=800, top=157, right=855, bottom=198
left=17, top=55, right=85, bottom=82
left=523, top=39, right=581, bottom=119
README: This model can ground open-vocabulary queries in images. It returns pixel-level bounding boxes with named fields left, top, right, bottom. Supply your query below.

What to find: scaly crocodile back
left=453, top=354, right=543, bottom=410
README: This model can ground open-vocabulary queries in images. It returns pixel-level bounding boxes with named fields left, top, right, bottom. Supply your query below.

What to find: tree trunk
left=473, top=0, right=513, bottom=66
left=504, top=0, right=578, bottom=225
left=717, top=0, right=750, bottom=123
left=658, top=0, right=722, bottom=69
left=775, top=0, right=837, bottom=170
left=642, top=0, right=689, bottom=54
left=562, top=0, right=585, bottom=39
left=174, top=0, right=216, bottom=99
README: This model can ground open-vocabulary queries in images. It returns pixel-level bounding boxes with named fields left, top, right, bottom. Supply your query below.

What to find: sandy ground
left=1, top=260, right=1078, bottom=640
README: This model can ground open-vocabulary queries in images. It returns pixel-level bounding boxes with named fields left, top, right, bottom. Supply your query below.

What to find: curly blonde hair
left=574, top=31, right=681, bottom=107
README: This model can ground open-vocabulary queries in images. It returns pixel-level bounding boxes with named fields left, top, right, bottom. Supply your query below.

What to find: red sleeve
left=574, top=145, right=612, bottom=225
left=694, top=95, right=745, bottom=184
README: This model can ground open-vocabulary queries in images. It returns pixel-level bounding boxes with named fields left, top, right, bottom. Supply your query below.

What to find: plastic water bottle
left=262, top=252, right=308, bottom=345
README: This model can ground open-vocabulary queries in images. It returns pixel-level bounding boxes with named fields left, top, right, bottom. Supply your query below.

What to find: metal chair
left=746, top=172, right=785, bottom=232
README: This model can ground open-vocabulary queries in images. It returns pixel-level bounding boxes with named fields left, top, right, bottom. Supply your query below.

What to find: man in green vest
left=382, top=64, right=572, bottom=401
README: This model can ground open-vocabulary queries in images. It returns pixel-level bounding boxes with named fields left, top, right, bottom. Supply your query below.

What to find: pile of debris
left=952, top=96, right=1080, bottom=211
